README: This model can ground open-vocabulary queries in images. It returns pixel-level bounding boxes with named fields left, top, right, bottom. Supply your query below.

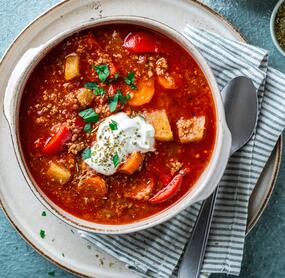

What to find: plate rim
left=0, top=0, right=282, bottom=277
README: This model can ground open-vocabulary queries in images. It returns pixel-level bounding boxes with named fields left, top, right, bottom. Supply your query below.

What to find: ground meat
left=155, top=57, right=168, bottom=76
left=167, top=158, right=183, bottom=175
left=67, top=141, right=86, bottom=155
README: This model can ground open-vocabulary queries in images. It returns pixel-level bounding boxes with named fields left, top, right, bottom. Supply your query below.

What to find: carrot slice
left=78, top=176, right=107, bottom=197
left=118, top=152, right=143, bottom=175
left=128, top=78, right=154, bottom=107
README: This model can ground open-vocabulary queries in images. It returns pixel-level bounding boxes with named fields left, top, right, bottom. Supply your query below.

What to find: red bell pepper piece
left=43, top=125, right=72, bottom=154
left=123, top=31, right=161, bottom=53
left=149, top=168, right=190, bottom=204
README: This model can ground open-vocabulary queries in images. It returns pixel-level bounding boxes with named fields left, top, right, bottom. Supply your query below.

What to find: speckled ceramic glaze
left=0, top=0, right=281, bottom=277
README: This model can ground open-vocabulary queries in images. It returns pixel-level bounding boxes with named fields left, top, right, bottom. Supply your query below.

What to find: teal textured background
left=1, top=0, right=285, bottom=277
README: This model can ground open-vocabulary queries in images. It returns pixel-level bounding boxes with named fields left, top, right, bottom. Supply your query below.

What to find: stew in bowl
left=4, top=17, right=231, bottom=233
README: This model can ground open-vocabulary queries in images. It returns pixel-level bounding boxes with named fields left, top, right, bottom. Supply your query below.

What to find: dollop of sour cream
left=84, top=112, right=155, bottom=175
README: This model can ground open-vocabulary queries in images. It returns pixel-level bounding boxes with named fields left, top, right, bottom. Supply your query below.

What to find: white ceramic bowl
left=270, top=0, right=285, bottom=56
left=3, top=16, right=231, bottom=234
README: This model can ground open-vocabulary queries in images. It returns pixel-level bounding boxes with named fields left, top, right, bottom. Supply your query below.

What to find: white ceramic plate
left=0, top=0, right=281, bottom=277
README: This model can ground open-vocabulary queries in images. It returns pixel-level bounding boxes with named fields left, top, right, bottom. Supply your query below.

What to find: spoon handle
left=178, top=187, right=218, bottom=278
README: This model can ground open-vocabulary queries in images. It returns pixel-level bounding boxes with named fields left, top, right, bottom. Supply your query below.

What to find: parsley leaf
left=108, top=93, right=119, bottom=112
left=108, top=90, right=131, bottom=112
left=109, top=120, right=118, bottom=130
left=82, top=147, right=91, bottom=160
left=93, top=64, right=110, bottom=82
left=83, top=123, right=92, bottom=133
left=40, top=229, right=45, bottom=239
left=112, top=153, right=120, bottom=167
left=124, top=71, right=137, bottom=90
left=41, top=211, right=47, bottom=217
left=84, top=82, right=98, bottom=90
left=48, top=271, right=55, bottom=276
left=119, top=92, right=131, bottom=105
left=84, top=82, right=105, bottom=96
left=94, top=86, right=105, bottom=96
left=79, top=108, right=99, bottom=123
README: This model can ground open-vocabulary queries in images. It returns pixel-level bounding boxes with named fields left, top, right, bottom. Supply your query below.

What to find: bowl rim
left=270, top=0, right=285, bottom=56
left=4, top=15, right=231, bottom=234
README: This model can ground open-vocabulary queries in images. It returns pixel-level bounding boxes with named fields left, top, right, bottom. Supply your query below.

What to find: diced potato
left=118, top=152, right=143, bottom=175
left=64, top=53, right=80, bottom=80
left=47, top=162, right=71, bottom=185
left=177, top=116, right=206, bottom=143
left=128, top=78, right=154, bottom=107
left=145, top=110, right=173, bottom=141
left=76, top=88, right=94, bottom=107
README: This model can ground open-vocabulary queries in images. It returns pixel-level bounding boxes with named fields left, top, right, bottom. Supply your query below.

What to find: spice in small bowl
left=271, top=0, right=285, bottom=56
left=275, top=3, right=285, bottom=49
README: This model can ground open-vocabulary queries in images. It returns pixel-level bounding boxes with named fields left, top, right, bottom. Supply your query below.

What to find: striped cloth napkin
left=79, top=26, right=285, bottom=278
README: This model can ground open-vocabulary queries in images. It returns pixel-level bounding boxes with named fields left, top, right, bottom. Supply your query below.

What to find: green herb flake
left=48, top=271, right=55, bottom=276
left=108, top=93, right=119, bottom=112
left=95, top=86, right=105, bottom=96
left=109, top=120, right=118, bottom=130
left=83, top=123, right=92, bottom=133
left=79, top=108, right=99, bottom=123
left=84, top=82, right=105, bottom=96
left=93, top=64, right=110, bottom=82
left=124, top=71, right=137, bottom=90
left=41, top=211, right=47, bottom=217
left=120, top=92, right=131, bottom=105
left=62, top=253, right=65, bottom=257
left=108, top=90, right=131, bottom=112
left=112, top=153, right=120, bottom=167
left=84, top=82, right=98, bottom=90
left=40, top=229, right=46, bottom=239
left=82, top=147, right=91, bottom=160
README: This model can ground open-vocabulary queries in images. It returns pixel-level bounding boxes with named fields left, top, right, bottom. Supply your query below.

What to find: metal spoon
left=178, top=76, right=258, bottom=278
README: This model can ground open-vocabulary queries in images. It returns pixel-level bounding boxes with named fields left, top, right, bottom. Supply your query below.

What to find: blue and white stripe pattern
left=79, top=27, right=285, bottom=278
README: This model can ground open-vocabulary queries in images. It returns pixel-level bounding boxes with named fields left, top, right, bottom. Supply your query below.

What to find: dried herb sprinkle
left=275, top=2, right=285, bottom=50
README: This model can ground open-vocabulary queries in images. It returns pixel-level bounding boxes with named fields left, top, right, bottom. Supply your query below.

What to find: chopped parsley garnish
left=94, top=86, right=105, bottom=96
left=48, top=271, right=55, bottom=276
left=108, top=72, right=120, bottom=83
left=40, top=229, right=45, bottom=239
left=41, top=211, right=47, bottom=217
left=83, top=123, right=92, bottom=133
left=82, top=147, right=91, bottom=160
left=119, top=91, right=131, bottom=105
left=108, top=90, right=131, bottom=112
left=108, top=93, right=119, bottom=112
left=84, top=82, right=98, bottom=90
left=112, top=153, right=120, bottom=167
left=79, top=108, right=99, bottom=123
left=109, top=120, right=118, bottom=130
left=124, top=71, right=137, bottom=90
left=93, top=64, right=110, bottom=82
left=84, top=82, right=105, bottom=96
left=62, top=253, right=65, bottom=257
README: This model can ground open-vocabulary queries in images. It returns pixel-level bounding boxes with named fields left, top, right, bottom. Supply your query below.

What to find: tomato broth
left=20, top=25, right=216, bottom=224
